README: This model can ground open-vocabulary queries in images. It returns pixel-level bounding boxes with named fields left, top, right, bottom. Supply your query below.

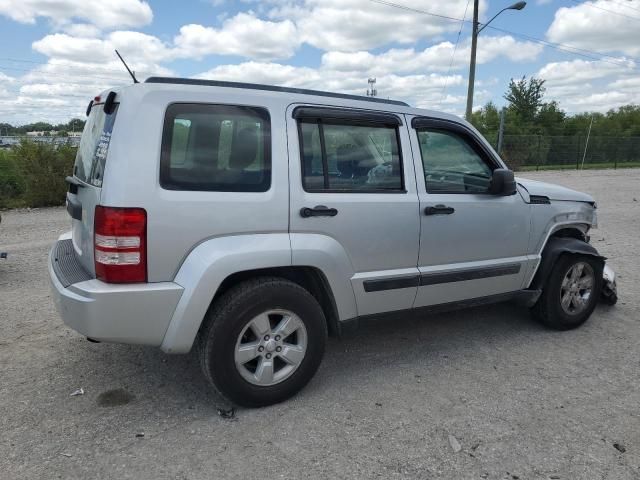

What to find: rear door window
left=74, top=104, right=118, bottom=187
left=160, top=104, right=271, bottom=192
left=298, top=120, right=403, bottom=192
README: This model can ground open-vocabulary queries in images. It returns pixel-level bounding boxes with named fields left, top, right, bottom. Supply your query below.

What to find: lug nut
left=264, top=335, right=270, bottom=341
left=266, top=353, right=272, bottom=359
left=276, top=346, right=282, bottom=352
left=275, top=335, right=281, bottom=341
left=258, top=346, right=264, bottom=352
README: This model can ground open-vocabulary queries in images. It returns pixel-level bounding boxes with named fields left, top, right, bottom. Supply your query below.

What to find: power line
left=485, top=25, right=638, bottom=69
left=367, top=0, right=462, bottom=22
left=0, top=65, right=135, bottom=84
left=605, top=0, right=640, bottom=14
left=366, top=0, right=639, bottom=70
left=0, top=57, right=160, bottom=77
left=568, top=0, right=640, bottom=22
left=439, top=0, right=471, bottom=106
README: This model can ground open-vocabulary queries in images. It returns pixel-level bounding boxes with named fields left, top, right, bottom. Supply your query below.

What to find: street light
left=465, top=1, right=526, bottom=120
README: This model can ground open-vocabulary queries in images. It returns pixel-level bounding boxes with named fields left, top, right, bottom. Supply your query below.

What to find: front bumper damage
left=601, top=264, right=618, bottom=305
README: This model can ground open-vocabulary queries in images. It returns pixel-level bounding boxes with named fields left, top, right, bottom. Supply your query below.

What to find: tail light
left=94, top=206, right=147, bottom=283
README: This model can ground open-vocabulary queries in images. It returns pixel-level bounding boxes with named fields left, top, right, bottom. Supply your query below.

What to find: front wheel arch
left=529, top=236, right=604, bottom=292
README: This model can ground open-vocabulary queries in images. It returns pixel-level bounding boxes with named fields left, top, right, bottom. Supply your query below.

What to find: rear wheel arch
left=209, top=266, right=341, bottom=337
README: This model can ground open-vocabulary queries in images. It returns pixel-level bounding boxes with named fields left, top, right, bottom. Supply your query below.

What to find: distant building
left=26, top=130, right=59, bottom=136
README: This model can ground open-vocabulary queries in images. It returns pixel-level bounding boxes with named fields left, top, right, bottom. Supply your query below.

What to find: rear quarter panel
left=100, top=86, right=290, bottom=281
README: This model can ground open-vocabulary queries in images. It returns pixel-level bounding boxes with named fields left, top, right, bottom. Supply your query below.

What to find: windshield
left=73, top=103, right=118, bottom=187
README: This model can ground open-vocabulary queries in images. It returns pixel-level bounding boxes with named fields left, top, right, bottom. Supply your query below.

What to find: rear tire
left=532, top=254, right=603, bottom=330
left=197, top=277, right=327, bottom=407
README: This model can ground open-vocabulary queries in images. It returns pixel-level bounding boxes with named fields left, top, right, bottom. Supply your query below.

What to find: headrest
left=229, top=126, right=259, bottom=170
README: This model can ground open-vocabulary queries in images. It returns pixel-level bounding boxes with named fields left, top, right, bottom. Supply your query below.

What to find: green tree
left=470, top=101, right=500, bottom=136
left=504, top=76, right=546, bottom=122
left=536, top=101, right=566, bottom=136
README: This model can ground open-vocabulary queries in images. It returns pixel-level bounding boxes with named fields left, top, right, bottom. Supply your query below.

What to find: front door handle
left=424, top=204, right=455, bottom=216
left=300, top=205, right=338, bottom=218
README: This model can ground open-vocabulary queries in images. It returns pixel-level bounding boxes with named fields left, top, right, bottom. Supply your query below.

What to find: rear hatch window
left=69, top=100, right=119, bottom=276
left=73, top=103, right=118, bottom=187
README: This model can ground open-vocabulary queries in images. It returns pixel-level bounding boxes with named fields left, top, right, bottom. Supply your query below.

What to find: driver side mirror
left=488, top=168, right=517, bottom=196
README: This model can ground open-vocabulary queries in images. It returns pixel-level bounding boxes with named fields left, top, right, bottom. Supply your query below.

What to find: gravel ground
left=1, top=169, right=638, bottom=480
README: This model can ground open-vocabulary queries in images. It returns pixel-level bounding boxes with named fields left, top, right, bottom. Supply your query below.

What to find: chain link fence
left=491, top=134, right=640, bottom=171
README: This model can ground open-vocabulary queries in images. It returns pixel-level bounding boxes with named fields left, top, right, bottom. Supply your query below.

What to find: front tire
left=197, top=277, right=327, bottom=407
left=532, top=254, right=603, bottom=330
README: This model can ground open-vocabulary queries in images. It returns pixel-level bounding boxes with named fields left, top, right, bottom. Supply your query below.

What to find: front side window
left=299, top=121, right=403, bottom=192
left=160, top=104, right=270, bottom=192
left=417, top=129, right=493, bottom=194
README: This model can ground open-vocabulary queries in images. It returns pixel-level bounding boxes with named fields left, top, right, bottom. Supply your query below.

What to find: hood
left=516, top=177, right=595, bottom=204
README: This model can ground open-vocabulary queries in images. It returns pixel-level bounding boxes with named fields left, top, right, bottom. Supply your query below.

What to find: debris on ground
left=70, top=388, right=84, bottom=397
left=217, top=408, right=236, bottom=420
left=448, top=434, right=462, bottom=453
left=135, top=432, right=145, bottom=438
left=59, top=453, right=72, bottom=458
left=375, top=402, right=382, bottom=407
left=613, top=443, right=626, bottom=453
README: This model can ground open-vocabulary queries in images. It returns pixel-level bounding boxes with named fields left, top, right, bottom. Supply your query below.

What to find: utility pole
left=465, top=2, right=526, bottom=120
left=465, top=0, right=480, bottom=120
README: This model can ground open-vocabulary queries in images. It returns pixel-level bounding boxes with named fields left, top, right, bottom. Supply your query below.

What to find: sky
left=0, top=0, right=639, bottom=125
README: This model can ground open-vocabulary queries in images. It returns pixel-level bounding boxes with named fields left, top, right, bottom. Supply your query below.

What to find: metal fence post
left=497, top=108, right=505, bottom=155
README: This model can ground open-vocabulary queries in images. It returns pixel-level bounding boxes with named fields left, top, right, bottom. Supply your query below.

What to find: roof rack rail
left=145, top=77, right=410, bottom=107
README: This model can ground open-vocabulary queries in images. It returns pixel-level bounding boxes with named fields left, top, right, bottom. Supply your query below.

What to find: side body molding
left=161, top=234, right=291, bottom=353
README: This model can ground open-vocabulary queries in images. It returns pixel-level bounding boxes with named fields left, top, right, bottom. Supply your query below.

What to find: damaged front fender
left=530, top=237, right=617, bottom=306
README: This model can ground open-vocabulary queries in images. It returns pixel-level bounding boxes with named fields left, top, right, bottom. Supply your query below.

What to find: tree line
left=471, top=76, right=640, bottom=139
left=0, top=118, right=86, bottom=136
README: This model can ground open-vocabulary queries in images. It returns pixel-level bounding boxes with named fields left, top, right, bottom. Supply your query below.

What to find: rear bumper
left=48, top=235, right=183, bottom=346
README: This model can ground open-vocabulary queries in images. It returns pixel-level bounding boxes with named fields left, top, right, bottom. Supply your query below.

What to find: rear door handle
left=300, top=205, right=338, bottom=218
left=424, top=204, right=455, bottom=216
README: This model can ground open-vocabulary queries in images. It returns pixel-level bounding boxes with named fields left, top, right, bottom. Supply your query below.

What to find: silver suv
left=49, top=78, right=617, bottom=407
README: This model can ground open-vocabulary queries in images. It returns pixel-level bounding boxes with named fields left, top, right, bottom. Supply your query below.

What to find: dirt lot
left=1, top=169, right=639, bottom=479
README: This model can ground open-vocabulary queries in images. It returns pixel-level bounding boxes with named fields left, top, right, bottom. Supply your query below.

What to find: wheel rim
left=560, top=261, right=595, bottom=316
left=234, top=309, right=308, bottom=387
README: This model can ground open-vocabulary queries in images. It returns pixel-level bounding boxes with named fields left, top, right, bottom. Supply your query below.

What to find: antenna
left=115, top=50, right=139, bottom=84
left=366, top=78, right=377, bottom=97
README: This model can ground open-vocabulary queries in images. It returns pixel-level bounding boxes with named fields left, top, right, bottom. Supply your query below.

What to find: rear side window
left=74, top=104, right=118, bottom=187
left=298, top=121, right=403, bottom=192
left=160, top=104, right=271, bottom=192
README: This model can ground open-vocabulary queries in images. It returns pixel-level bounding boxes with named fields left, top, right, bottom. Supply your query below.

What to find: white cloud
left=536, top=59, right=640, bottom=112
left=538, top=59, right=635, bottom=86
left=195, top=60, right=464, bottom=112
left=0, top=0, right=153, bottom=29
left=33, top=32, right=175, bottom=66
left=174, top=13, right=299, bottom=60
left=61, top=23, right=102, bottom=38
left=547, top=1, right=640, bottom=56
left=321, top=36, right=542, bottom=76
left=268, top=0, right=485, bottom=51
